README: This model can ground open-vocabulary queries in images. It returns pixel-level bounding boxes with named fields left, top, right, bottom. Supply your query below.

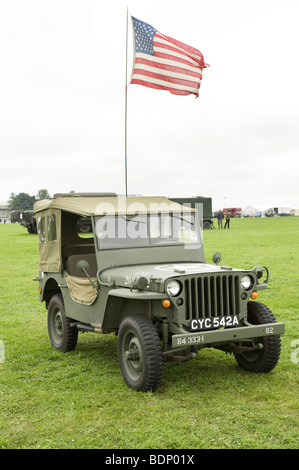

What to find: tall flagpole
left=125, top=7, right=129, bottom=197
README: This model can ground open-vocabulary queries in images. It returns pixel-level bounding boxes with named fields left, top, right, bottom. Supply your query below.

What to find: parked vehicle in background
left=11, top=209, right=93, bottom=235
left=170, top=196, right=213, bottom=229
left=21, top=210, right=37, bottom=234
left=290, top=209, right=299, bottom=216
left=265, top=207, right=291, bottom=217
left=223, top=207, right=242, bottom=218
left=10, top=210, right=22, bottom=223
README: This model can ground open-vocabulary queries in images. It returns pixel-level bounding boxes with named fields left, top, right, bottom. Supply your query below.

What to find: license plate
left=190, top=315, right=240, bottom=331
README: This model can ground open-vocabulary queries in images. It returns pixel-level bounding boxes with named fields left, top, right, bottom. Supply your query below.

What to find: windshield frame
left=94, top=212, right=202, bottom=251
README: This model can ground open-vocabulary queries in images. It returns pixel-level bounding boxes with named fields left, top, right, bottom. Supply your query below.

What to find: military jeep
left=34, top=193, right=284, bottom=392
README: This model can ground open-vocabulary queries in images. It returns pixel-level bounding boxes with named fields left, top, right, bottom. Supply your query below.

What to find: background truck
left=265, top=207, right=291, bottom=217
left=223, top=207, right=242, bottom=217
left=169, top=196, right=213, bottom=229
left=21, top=210, right=37, bottom=234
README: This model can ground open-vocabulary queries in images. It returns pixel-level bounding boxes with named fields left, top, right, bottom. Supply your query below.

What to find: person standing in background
left=217, top=209, right=224, bottom=229
left=224, top=210, right=231, bottom=229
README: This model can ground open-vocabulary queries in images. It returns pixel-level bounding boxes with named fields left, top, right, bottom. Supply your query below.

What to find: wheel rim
left=122, top=330, right=143, bottom=381
left=239, top=320, right=264, bottom=363
left=50, top=307, right=64, bottom=344
left=239, top=348, right=262, bottom=363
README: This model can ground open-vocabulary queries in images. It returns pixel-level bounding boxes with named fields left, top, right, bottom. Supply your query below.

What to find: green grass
left=0, top=218, right=298, bottom=449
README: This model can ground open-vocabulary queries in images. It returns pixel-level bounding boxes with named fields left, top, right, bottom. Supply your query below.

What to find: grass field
left=0, top=217, right=298, bottom=449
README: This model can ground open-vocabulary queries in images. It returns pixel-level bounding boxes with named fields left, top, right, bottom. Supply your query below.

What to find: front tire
left=234, top=301, right=281, bottom=373
left=47, top=294, right=78, bottom=352
left=118, top=314, right=163, bottom=392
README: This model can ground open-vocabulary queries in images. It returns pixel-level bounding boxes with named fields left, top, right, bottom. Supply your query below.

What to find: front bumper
left=172, top=322, right=285, bottom=348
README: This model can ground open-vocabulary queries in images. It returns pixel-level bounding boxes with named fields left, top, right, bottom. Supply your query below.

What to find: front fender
left=102, top=289, right=167, bottom=329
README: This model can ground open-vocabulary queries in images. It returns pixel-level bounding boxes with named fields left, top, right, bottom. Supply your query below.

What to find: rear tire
left=47, top=294, right=78, bottom=352
left=234, top=301, right=281, bottom=373
left=118, top=314, right=163, bottom=392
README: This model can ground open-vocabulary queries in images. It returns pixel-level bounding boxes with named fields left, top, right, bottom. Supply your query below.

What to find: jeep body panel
left=171, top=322, right=285, bottom=348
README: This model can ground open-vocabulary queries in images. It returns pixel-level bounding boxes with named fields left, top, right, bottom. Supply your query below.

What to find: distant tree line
left=8, top=189, right=51, bottom=211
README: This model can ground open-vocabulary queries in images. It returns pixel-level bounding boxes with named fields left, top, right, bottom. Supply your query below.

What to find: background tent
left=241, top=205, right=260, bottom=217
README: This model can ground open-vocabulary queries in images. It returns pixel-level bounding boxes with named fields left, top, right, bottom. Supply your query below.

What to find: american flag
left=130, top=16, right=209, bottom=98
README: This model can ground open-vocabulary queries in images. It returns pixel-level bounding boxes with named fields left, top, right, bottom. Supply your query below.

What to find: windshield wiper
left=120, top=216, right=146, bottom=224
left=171, top=214, right=194, bottom=225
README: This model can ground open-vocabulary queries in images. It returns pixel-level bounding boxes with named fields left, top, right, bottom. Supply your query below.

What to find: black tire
left=47, top=294, right=78, bottom=352
left=27, top=225, right=35, bottom=234
left=117, top=314, right=163, bottom=392
left=234, top=301, right=281, bottom=373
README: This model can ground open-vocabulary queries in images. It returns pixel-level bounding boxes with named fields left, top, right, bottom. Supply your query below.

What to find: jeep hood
left=100, top=262, right=243, bottom=288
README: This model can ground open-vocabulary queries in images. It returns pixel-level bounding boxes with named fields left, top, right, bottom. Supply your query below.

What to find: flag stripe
left=154, top=49, right=200, bottom=69
left=131, top=74, right=199, bottom=94
left=135, top=53, right=202, bottom=77
left=158, top=33, right=205, bottom=63
left=155, top=34, right=203, bottom=63
left=135, top=68, right=197, bottom=89
left=130, top=78, right=197, bottom=96
left=154, top=42, right=202, bottom=67
left=154, top=39, right=199, bottom=65
left=133, top=65, right=201, bottom=88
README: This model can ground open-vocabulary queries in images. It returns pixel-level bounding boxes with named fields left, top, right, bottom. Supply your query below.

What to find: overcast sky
left=1, top=0, right=298, bottom=211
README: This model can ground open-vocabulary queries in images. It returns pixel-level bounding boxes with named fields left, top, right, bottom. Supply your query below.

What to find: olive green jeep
left=34, top=193, right=284, bottom=392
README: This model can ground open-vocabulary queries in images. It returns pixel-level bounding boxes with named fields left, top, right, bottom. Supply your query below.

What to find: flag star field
left=132, top=17, right=157, bottom=55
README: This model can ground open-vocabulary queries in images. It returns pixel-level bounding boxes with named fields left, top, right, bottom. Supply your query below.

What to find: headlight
left=167, top=280, right=182, bottom=297
left=240, top=275, right=253, bottom=291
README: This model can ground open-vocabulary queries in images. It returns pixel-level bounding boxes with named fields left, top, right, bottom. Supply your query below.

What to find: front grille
left=184, top=274, right=240, bottom=320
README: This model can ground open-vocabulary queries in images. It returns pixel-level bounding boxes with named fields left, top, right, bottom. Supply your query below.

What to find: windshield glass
left=95, top=213, right=201, bottom=249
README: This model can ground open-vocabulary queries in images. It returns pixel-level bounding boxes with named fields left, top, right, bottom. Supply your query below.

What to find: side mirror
left=212, top=252, right=221, bottom=265
left=76, top=260, right=97, bottom=288
left=76, top=259, right=90, bottom=274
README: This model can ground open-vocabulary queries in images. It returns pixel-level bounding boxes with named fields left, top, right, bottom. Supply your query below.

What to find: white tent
left=241, top=205, right=260, bottom=217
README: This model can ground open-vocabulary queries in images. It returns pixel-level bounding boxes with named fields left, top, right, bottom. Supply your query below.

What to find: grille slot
left=184, top=275, right=240, bottom=320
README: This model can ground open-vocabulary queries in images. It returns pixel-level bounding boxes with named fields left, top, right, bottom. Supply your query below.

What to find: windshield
left=95, top=213, right=201, bottom=249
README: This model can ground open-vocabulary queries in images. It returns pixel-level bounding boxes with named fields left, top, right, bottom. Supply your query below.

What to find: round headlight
left=167, top=280, right=182, bottom=297
left=240, top=275, right=253, bottom=291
